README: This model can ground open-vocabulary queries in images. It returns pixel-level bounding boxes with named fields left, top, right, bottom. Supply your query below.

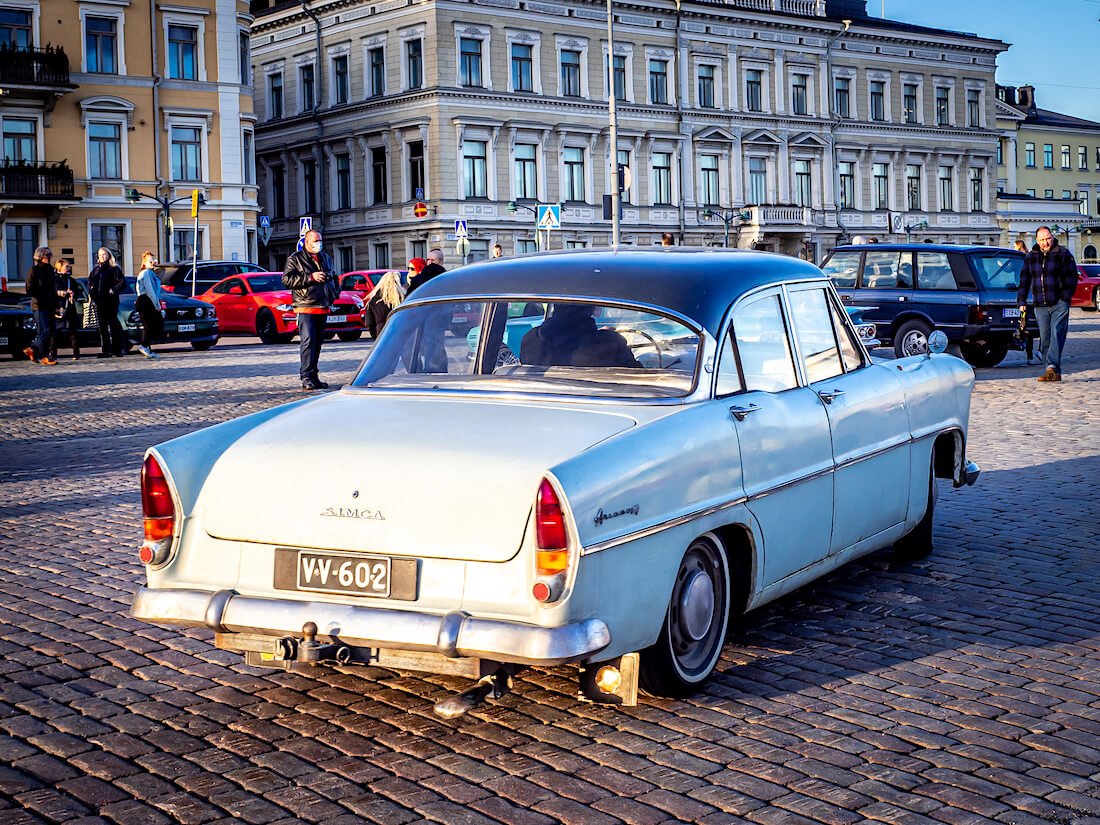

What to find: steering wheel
left=612, top=327, right=663, bottom=368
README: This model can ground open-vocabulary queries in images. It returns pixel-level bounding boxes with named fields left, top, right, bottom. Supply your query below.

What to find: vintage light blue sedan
left=131, top=249, right=978, bottom=715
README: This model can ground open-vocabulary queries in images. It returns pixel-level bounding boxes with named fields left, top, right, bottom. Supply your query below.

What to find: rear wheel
left=895, top=461, right=937, bottom=560
left=336, top=331, right=362, bottom=342
left=959, top=340, right=1008, bottom=368
left=1093, top=288, right=1100, bottom=312
left=893, top=319, right=933, bottom=359
left=256, top=309, right=283, bottom=344
left=640, top=533, right=730, bottom=697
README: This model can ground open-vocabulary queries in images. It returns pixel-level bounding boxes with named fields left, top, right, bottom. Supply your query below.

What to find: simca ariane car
left=132, top=249, right=978, bottom=716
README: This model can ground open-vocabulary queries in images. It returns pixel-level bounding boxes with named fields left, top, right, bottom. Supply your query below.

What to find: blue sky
left=879, top=0, right=1100, bottom=122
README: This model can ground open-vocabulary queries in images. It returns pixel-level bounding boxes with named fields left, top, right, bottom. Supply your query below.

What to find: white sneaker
left=138, top=345, right=152, bottom=358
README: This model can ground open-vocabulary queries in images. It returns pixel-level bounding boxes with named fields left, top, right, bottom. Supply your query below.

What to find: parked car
left=131, top=249, right=979, bottom=714
left=158, top=260, right=267, bottom=296
left=1073, top=264, right=1100, bottom=311
left=340, top=270, right=409, bottom=299
left=197, top=273, right=366, bottom=344
left=820, top=244, right=1039, bottom=367
left=0, top=292, right=35, bottom=359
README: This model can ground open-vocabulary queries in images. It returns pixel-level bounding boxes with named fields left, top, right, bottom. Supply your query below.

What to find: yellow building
left=1, top=0, right=258, bottom=284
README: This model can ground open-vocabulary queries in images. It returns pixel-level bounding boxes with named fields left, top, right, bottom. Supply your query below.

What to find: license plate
left=327, top=315, right=343, bottom=324
left=297, top=550, right=390, bottom=597
left=1003, top=307, right=1021, bottom=318
left=178, top=323, right=196, bottom=332
left=0, top=337, right=7, bottom=346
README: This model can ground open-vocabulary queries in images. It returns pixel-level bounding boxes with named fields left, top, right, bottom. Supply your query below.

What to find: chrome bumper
left=130, top=587, right=610, bottom=666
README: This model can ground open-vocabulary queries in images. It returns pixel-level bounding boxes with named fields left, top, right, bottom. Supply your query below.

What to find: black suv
left=159, top=260, right=267, bottom=297
left=820, top=244, right=1039, bottom=367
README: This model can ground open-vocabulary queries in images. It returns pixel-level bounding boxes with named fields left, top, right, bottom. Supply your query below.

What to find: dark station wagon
left=820, top=244, right=1039, bottom=367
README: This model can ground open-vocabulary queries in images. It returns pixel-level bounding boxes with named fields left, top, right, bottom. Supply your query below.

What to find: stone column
left=774, top=50, right=785, bottom=115
left=1007, top=135, right=1018, bottom=192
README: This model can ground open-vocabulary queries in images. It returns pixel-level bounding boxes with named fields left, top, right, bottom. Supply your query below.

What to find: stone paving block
left=469, top=796, right=557, bottom=825
left=57, top=775, right=131, bottom=806
left=534, top=797, right=623, bottom=825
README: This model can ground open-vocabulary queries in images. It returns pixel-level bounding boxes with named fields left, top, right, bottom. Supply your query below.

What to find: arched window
left=1083, top=244, right=1097, bottom=262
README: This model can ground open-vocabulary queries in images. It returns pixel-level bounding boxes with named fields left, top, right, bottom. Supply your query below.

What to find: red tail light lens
left=535, top=479, right=568, bottom=575
left=141, top=454, right=174, bottom=542
left=968, top=306, right=988, bottom=325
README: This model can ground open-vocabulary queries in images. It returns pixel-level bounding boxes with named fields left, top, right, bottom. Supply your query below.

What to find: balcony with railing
left=0, top=43, right=74, bottom=92
left=744, top=205, right=823, bottom=228
left=0, top=161, right=77, bottom=200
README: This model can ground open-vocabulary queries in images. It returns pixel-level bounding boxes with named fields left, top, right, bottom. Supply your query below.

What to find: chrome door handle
left=729, top=403, right=759, bottom=421
left=898, top=296, right=908, bottom=302
left=818, top=389, right=845, bottom=404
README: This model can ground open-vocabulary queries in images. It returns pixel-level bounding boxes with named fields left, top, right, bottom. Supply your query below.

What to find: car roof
left=829, top=244, right=1022, bottom=255
left=408, top=248, right=824, bottom=336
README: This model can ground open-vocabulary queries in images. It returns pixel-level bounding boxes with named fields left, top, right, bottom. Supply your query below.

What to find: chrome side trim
left=833, top=437, right=914, bottom=471
left=582, top=495, right=749, bottom=555
left=131, top=587, right=610, bottom=666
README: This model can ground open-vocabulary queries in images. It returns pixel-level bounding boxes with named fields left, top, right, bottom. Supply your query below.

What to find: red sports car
left=1073, top=264, right=1100, bottom=311
left=340, top=269, right=408, bottom=298
left=197, top=272, right=366, bottom=344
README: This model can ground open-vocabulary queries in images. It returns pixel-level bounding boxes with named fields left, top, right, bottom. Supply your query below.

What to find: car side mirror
left=229, top=285, right=244, bottom=295
left=927, top=330, right=948, bottom=357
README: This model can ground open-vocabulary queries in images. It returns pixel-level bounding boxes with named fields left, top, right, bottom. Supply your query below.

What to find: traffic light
left=191, top=189, right=205, bottom=217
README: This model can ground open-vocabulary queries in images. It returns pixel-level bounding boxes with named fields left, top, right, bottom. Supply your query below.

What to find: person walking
left=1019, top=225, right=1077, bottom=382
left=1014, top=239, right=1027, bottom=253
left=407, top=249, right=446, bottom=296
left=23, top=246, right=59, bottom=365
left=661, top=232, right=675, bottom=247
left=53, top=258, right=81, bottom=360
left=491, top=244, right=503, bottom=259
left=135, top=251, right=164, bottom=359
left=283, top=230, right=338, bottom=391
left=89, top=247, right=127, bottom=357
left=366, top=270, right=405, bottom=339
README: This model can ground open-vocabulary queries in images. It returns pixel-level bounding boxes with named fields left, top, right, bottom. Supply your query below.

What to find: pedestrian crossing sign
left=454, top=219, right=469, bottom=239
left=537, top=205, right=561, bottom=230
left=299, top=216, right=312, bottom=236
left=259, top=215, right=271, bottom=228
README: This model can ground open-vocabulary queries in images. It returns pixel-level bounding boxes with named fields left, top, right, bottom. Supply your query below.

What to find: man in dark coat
left=88, top=247, right=128, bottom=357
left=282, top=230, right=338, bottom=390
left=1018, top=226, right=1077, bottom=381
left=406, top=248, right=446, bottom=296
left=24, top=246, right=59, bottom=365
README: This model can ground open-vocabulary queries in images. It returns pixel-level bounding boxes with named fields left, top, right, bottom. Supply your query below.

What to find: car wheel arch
left=712, top=523, right=753, bottom=618
left=890, top=311, right=936, bottom=338
left=934, top=429, right=966, bottom=485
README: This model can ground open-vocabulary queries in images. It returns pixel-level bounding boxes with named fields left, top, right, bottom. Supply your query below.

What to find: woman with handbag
left=135, top=251, right=163, bottom=359
left=53, top=257, right=81, bottom=360
left=88, top=247, right=127, bottom=357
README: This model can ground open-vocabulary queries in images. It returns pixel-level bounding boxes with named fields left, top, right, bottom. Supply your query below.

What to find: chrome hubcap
left=904, top=330, right=928, bottom=356
left=679, top=570, right=715, bottom=641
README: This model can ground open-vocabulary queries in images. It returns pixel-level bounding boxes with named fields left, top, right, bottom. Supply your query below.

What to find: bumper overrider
left=130, top=587, right=611, bottom=666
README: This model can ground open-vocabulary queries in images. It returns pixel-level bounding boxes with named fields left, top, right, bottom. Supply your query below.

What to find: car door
left=820, top=249, right=862, bottom=306
left=785, top=283, right=911, bottom=555
left=218, top=278, right=251, bottom=330
left=725, top=289, right=834, bottom=587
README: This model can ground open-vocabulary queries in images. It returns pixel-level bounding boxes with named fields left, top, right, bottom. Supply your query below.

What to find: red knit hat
left=407, top=257, right=427, bottom=274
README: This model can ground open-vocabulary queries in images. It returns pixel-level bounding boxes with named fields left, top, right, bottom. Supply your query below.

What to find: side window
left=862, top=251, right=905, bottom=289
left=821, top=250, right=861, bottom=288
left=731, top=294, right=798, bottom=393
left=715, top=328, right=743, bottom=397
left=828, top=294, right=864, bottom=372
left=788, top=288, right=843, bottom=384
left=211, top=279, right=234, bottom=294
left=916, top=252, right=957, bottom=290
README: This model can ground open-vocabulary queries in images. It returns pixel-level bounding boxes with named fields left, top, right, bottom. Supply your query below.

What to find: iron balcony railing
left=0, top=43, right=72, bottom=87
left=0, top=162, right=76, bottom=198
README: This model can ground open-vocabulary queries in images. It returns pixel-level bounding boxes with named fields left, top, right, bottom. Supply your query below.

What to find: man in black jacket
left=406, top=248, right=445, bottom=296
left=282, top=230, right=338, bottom=390
left=24, top=246, right=59, bottom=365
left=1018, top=226, right=1077, bottom=381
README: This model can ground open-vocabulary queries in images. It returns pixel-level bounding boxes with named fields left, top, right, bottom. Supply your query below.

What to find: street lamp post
left=700, top=208, right=749, bottom=248
left=905, top=219, right=928, bottom=243
left=606, top=0, right=620, bottom=248
left=507, top=201, right=541, bottom=249
left=126, top=188, right=203, bottom=266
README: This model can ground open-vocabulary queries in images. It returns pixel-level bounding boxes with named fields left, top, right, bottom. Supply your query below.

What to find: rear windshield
left=969, top=253, right=1024, bottom=291
left=352, top=299, right=701, bottom=399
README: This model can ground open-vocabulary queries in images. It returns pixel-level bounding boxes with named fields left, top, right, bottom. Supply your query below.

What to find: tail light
left=533, top=479, right=570, bottom=603
left=140, top=454, right=175, bottom=565
left=968, top=306, right=989, bottom=325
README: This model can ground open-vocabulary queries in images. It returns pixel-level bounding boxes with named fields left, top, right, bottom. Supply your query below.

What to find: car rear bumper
left=131, top=586, right=611, bottom=666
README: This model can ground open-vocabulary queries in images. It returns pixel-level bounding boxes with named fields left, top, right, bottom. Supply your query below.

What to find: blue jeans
left=32, top=309, right=55, bottom=359
left=1033, top=301, right=1070, bottom=373
left=297, top=312, right=327, bottom=382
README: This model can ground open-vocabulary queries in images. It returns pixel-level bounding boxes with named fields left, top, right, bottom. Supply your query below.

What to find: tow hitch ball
left=273, top=621, right=351, bottom=665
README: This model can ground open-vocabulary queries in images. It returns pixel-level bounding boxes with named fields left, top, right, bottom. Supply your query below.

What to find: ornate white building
left=249, top=0, right=1007, bottom=268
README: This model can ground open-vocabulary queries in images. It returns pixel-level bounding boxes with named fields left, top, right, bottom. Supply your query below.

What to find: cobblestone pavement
left=2, top=319, right=1099, bottom=825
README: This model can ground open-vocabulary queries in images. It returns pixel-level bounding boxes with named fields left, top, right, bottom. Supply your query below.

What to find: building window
left=746, top=69, right=762, bottom=112
left=791, top=74, right=807, bottom=115
left=336, top=154, right=350, bottom=209
left=700, top=154, right=719, bottom=206
left=271, top=166, right=285, bottom=218
left=170, top=126, right=201, bottom=181
left=1080, top=145, right=1088, bottom=171
left=838, top=161, right=854, bottom=208
left=906, top=164, right=921, bottom=210
left=935, top=86, right=949, bottom=125
left=870, top=81, right=885, bottom=121
left=3, top=118, right=36, bottom=162
left=997, top=139, right=1004, bottom=166
left=88, top=122, right=121, bottom=180
left=1025, top=188, right=1035, bottom=197
left=1096, top=147, right=1100, bottom=171
left=339, top=247, right=354, bottom=274
left=1, top=9, right=32, bottom=48
left=372, top=147, right=387, bottom=204
left=1025, top=142, right=1035, bottom=167
left=460, top=38, right=482, bottom=87
left=302, top=159, right=316, bottom=213
left=299, top=64, right=315, bottom=112
left=563, top=146, right=585, bottom=201
left=1062, top=190, right=1072, bottom=199
left=1061, top=145, right=1070, bottom=169
left=903, top=84, right=917, bottom=123
left=463, top=140, right=487, bottom=198
left=85, top=17, right=117, bottom=74
left=610, top=54, right=627, bottom=101
left=793, top=160, right=811, bottom=207
left=966, top=89, right=980, bottom=127
left=239, top=31, right=250, bottom=85
left=652, top=152, right=672, bottom=205
left=173, top=228, right=203, bottom=263
left=560, top=50, right=581, bottom=97
left=834, top=77, right=850, bottom=118
left=617, top=149, right=631, bottom=204
left=410, top=240, right=427, bottom=260
left=649, top=59, right=667, bottom=104
left=748, top=157, right=767, bottom=204
left=1044, top=189, right=1053, bottom=199
left=408, top=140, right=424, bottom=200
left=517, top=239, right=537, bottom=254
left=369, top=47, right=384, bottom=97
left=5, top=224, right=38, bottom=282
left=970, top=167, right=982, bottom=211
left=514, top=143, right=537, bottom=200
left=92, top=224, right=126, bottom=271
left=1044, top=144, right=1053, bottom=168
left=269, top=73, right=283, bottom=119
left=372, top=243, right=389, bottom=269
left=512, top=44, right=533, bottom=92
left=406, top=39, right=422, bottom=89
left=873, top=162, right=889, bottom=209
left=939, top=166, right=953, bottom=211
left=697, top=65, right=715, bottom=108
left=168, top=25, right=197, bottom=80
left=333, top=55, right=349, bottom=104
left=242, top=130, right=254, bottom=185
